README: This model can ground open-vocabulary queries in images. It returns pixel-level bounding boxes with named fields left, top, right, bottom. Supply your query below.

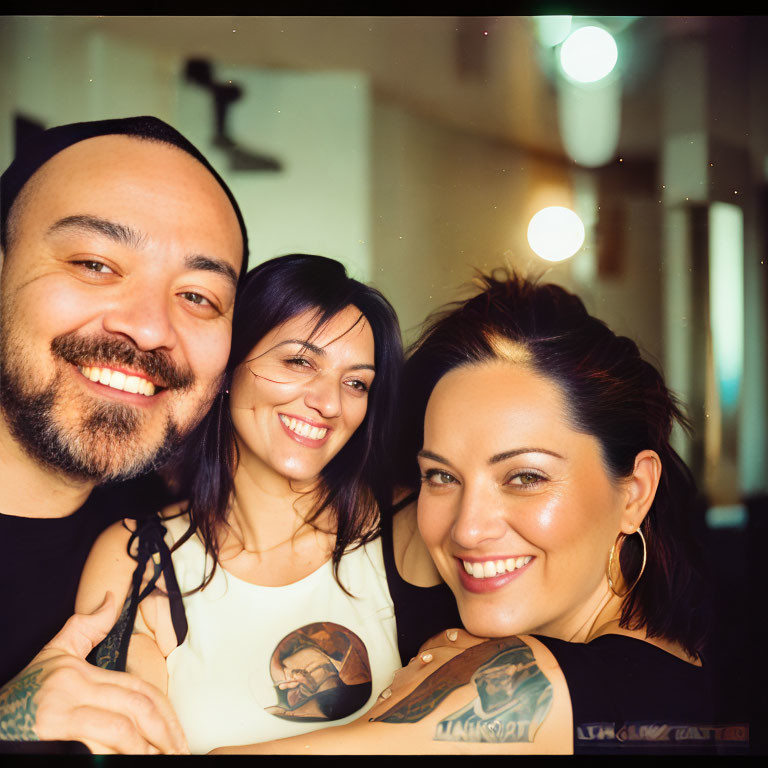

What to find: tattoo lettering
left=375, top=637, right=553, bottom=744
left=375, top=637, right=530, bottom=724
left=0, top=667, right=43, bottom=741
left=434, top=642, right=552, bottom=743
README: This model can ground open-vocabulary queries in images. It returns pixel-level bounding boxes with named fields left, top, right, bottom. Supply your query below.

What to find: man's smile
left=77, top=364, right=158, bottom=396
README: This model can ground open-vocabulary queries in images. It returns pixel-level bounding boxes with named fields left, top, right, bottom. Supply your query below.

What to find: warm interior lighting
left=559, top=25, right=618, bottom=83
left=527, top=206, right=585, bottom=262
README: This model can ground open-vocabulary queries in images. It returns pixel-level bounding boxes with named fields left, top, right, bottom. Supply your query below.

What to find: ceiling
left=48, top=15, right=673, bottom=163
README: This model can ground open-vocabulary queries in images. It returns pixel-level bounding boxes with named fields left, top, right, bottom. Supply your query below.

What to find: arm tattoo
left=89, top=591, right=134, bottom=669
left=376, top=637, right=553, bottom=743
left=0, top=667, right=43, bottom=741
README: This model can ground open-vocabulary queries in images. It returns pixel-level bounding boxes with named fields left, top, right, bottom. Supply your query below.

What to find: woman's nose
left=450, top=482, right=509, bottom=551
left=303, top=373, right=342, bottom=419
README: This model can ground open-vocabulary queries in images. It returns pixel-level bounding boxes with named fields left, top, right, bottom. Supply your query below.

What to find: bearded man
left=0, top=116, right=248, bottom=753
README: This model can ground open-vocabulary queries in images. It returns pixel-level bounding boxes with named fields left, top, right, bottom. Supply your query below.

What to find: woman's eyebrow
left=270, top=340, right=374, bottom=371
left=418, top=449, right=453, bottom=466
left=272, top=339, right=326, bottom=355
left=489, top=448, right=564, bottom=464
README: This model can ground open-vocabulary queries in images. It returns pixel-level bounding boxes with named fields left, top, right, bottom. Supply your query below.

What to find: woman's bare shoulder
left=391, top=498, right=443, bottom=588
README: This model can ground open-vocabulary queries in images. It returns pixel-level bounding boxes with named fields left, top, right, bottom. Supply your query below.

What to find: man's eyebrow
left=184, top=254, right=238, bottom=289
left=46, top=215, right=238, bottom=288
left=489, top=448, right=564, bottom=464
left=47, top=214, right=145, bottom=248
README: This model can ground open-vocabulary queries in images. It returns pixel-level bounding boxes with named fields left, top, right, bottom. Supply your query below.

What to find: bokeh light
left=533, top=15, right=572, bottom=48
left=527, top=206, right=585, bottom=262
left=559, top=25, right=618, bottom=83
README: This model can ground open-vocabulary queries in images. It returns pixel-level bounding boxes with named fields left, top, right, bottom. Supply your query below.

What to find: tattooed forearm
left=375, top=637, right=528, bottom=724
left=435, top=642, right=553, bottom=743
left=0, top=667, right=43, bottom=741
left=375, top=637, right=553, bottom=743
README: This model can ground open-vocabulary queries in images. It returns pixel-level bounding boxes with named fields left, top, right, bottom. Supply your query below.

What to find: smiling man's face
left=0, top=134, right=243, bottom=481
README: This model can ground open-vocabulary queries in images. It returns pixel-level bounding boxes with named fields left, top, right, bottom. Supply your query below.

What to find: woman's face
left=417, top=361, right=627, bottom=640
left=229, top=305, right=375, bottom=485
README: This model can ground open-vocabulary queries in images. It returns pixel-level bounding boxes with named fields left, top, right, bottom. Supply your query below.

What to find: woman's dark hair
left=170, top=254, right=402, bottom=592
left=396, top=269, right=710, bottom=659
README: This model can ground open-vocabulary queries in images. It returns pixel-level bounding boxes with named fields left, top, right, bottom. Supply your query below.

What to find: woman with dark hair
left=218, top=270, right=720, bottom=755
left=76, top=254, right=460, bottom=753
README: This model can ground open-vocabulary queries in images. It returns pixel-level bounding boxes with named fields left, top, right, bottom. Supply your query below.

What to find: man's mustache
left=51, top=333, right=195, bottom=391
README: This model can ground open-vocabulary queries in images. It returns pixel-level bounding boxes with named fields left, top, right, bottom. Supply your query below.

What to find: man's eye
left=77, top=260, right=113, bottom=273
left=181, top=292, right=211, bottom=306
left=421, top=469, right=457, bottom=486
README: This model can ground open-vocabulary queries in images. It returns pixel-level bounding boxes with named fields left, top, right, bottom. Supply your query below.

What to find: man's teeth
left=279, top=415, right=328, bottom=440
left=462, top=556, right=532, bottom=579
left=78, top=366, right=156, bottom=396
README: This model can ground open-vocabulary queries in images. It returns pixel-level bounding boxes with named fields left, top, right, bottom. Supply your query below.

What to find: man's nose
left=101, top=281, right=178, bottom=351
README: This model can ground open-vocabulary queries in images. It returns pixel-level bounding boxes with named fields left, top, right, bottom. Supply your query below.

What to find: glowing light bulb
left=527, top=207, right=585, bottom=262
left=533, top=15, right=572, bottom=47
left=559, top=25, right=618, bottom=83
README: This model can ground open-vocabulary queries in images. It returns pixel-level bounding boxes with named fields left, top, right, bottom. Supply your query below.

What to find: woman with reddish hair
left=217, top=270, right=722, bottom=755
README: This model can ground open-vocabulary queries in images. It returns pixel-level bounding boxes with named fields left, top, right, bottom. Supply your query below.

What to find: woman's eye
left=285, top=356, right=313, bottom=369
left=345, top=379, right=369, bottom=393
left=421, top=469, right=458, bottom=486
left=508, top=471, right=546, bottom=488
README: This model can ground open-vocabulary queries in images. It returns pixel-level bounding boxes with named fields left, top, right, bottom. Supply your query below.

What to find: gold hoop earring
left=607, top=528, right=647, bottom=598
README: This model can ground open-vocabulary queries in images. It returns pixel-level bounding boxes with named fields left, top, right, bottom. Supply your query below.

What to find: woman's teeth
left=279, top=415, right=328, bottom=440
left=78, top=365, right=156, bottom=396
left=462, top=556, right=532, bottom=579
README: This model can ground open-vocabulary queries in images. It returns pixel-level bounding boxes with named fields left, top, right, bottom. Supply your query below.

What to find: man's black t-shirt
left=0, top=473, right=171, bottom=686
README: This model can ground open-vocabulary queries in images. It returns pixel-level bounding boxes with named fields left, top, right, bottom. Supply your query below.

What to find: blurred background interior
left=1, top=14, right=766, bottom=748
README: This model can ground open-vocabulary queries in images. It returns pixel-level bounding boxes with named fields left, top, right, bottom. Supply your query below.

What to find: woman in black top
left=216, top=270, right=732, bottom=755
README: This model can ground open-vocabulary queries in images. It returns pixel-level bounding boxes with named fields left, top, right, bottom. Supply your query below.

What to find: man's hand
left=0, top=593, right=188, bottom=754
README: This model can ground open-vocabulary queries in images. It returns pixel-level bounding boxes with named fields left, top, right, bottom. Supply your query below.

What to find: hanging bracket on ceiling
left=184, top=58, right=282, bottom=172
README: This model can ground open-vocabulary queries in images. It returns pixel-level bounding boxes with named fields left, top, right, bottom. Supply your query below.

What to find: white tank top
left=162, top=515, right=401, bottom=754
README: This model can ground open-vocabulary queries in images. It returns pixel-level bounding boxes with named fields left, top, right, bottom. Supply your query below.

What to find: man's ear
left=619, top=450, right=662, bottom=533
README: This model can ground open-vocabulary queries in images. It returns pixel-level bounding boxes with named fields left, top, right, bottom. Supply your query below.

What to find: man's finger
left=67, top=705, right=155, bottom=755
left=87, top=681, right=189, bottom=754
left=82, top=667, right=188, bottom=753
left=41, top=592, right=120, bottom=660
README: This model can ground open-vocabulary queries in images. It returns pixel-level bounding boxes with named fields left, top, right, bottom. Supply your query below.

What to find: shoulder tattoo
left=375, top=636, right=553, bottom=743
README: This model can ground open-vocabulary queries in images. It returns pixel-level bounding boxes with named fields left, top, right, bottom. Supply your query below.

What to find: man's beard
left=0, top=329, right=199, bottom=483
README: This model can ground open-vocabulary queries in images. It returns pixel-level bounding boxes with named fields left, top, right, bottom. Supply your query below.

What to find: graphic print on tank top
left=265, top=621, right=373, bottom=722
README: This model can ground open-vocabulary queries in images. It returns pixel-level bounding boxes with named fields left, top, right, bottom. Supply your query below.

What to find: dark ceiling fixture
left=184, top=58, right=282, bottom=172
left=14, top=113, right=46, bottom=157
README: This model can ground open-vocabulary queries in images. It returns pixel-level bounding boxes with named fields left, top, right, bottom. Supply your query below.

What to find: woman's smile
left=456, top=554, right=535, bottom=593
left=278, top=413, right=332, bottom=445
